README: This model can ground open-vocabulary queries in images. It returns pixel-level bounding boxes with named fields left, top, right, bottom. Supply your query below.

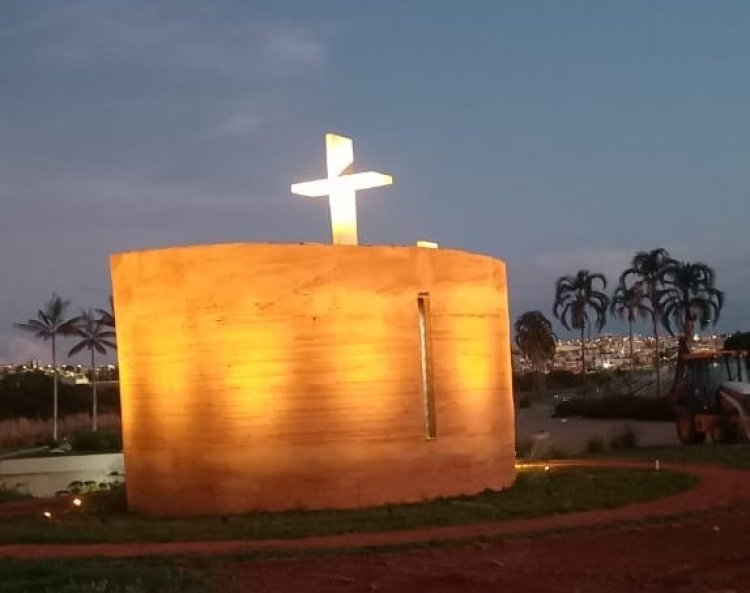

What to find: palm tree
left=14, top=293, right=79, bottom=441
left=610, top=282, right=651, bottom=390
left=96, top=295, right=115, bottom=330
left=514, top=311, right=557, bottom=392
left=95, top=295, right=116, bottom=346
left=553, top=270, right=609, bottom=375
left=68, top=309, right=117, bottom=432
left=620, top=248, right=674, bottom=397
left=658, top=260, right=724, bottom=341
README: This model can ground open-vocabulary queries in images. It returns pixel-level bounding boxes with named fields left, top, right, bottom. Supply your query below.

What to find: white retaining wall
left=0, top=453, right=124, bottom=498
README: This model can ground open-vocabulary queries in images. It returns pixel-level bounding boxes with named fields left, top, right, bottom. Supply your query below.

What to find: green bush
left=588, top=370, right=616, bottom=386
left=546, top=370, right=583, bottom=389
left=513, top=369, right=583, bottom=393
left=0, top=483, right=31, bottom=503
left=553, top=395, right=674, bottom=422
left=70, top=430, right=122, bottom=452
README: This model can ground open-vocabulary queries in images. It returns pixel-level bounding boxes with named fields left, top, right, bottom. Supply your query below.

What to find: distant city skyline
left=1, top=1, right=748, bottom=363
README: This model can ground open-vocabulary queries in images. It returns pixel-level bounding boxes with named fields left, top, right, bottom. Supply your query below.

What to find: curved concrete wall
left=110, top=243, right=515, bottom=516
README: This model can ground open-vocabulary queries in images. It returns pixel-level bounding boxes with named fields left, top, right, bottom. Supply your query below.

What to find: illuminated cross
left=291, top=133, right=393, bottom=245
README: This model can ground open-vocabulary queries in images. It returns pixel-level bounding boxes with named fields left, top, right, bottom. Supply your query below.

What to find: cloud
left=215, top=112, right=263, bottom=137
left=0, top=2, right=335, bottom=225
left=257, top=23, right=327, bottom=72
left=25, top=2, right=329, bottom=82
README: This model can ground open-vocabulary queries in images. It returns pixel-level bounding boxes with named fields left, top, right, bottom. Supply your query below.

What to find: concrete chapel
left=111, top=134, right=515, bottom=516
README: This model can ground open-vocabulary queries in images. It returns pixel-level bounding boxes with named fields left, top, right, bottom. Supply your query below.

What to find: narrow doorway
left=418, top=293, right=437, bottom=439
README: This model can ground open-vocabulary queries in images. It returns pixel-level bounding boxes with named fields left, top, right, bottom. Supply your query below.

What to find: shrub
left=609, top=426, right=638, bottom=450
left=71, top=430, right=122, bottom=452
left=0, top=483, right=31, bottom=503
left=67, top=471, right=123, bottom=494
left=514, top=369, right=584, bottom=393
left=553, top=395, right=674, bottom=422
left=546, top=370, right=582, bottom=389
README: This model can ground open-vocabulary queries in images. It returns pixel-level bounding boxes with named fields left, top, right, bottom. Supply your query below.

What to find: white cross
left=291, top=133, right=393, bottom=245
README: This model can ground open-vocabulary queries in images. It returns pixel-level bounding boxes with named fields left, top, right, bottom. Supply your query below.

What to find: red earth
left=2, top=460, right=749, bottom=592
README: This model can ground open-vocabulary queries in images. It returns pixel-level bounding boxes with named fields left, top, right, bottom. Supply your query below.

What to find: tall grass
left=0, top=413, right=121, bottom=452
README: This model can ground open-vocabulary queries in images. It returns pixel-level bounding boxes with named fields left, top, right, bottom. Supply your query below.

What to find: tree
left=552, top=270, right=609, bottom=375
left=68, top=309, right=117, bottom=432
left=724, top=331, right=750, bottom=352
left=514, top=311, right=557, bottom=392
left=14, top=293, right=79, bottom=441
left=658, top=260, right=724, bottom=340
left=620, top=248, right=674, bottom=397
left=95, top=296, right=116, bottom=345
left=610, top=282, right=651, bottom=390
left=96, top=295, right=116, bottom=330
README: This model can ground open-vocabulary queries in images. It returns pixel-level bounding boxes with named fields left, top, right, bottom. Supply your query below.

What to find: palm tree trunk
left=537, top=359, right=547, bottom=392
left=683, top=300, right=694, bottom=344
left=91, top=348, right=98, bottom=432
left=628, top=318, right=634, bottom=396
left=52, top=336, right=58, bottom=443
left=653, top=310, right=661, bottom=398
left=580, top=325, right=586, bottom=377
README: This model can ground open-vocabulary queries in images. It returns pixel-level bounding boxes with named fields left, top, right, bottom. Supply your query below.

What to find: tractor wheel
left=676, top=409, right=706, bottom=444
left=710, top=418, right=738, bottom=444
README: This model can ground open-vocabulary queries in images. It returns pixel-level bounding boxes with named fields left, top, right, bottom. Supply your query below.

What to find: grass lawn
left=588, top=443, right=750, bottom=470
left=0, top=466, right=695, bottom=545
left=0, top=557, right=213, bottom=593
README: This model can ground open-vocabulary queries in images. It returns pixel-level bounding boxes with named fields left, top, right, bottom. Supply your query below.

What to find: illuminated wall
left=111, top=243, right=515, bottom=516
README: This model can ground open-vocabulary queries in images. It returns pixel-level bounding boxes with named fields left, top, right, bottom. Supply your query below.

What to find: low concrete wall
left=0, top=453, right=124, bottom=498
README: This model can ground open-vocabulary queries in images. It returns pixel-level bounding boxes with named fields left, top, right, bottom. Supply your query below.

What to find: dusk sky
left=1, top=1, right=748, bottom=363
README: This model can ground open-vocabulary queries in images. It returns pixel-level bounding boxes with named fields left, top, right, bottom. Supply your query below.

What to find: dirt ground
left=224, top=508, right=750, bottom=593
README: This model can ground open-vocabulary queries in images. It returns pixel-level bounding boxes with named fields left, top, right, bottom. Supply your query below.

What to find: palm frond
left=67, top=341, right=88, bottom=357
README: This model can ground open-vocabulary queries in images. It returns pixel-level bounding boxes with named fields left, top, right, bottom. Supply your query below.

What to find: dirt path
left=225, top=507, right=750, bottom=593
left=0, top=459, right=748, bottom=562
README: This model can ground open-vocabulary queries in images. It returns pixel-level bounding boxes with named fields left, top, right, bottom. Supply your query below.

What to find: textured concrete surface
left=111, top=243, right=514, bottom=516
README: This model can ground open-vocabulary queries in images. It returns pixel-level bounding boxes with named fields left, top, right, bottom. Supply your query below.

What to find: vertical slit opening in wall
left=418, top=292, right=437, bottom=439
